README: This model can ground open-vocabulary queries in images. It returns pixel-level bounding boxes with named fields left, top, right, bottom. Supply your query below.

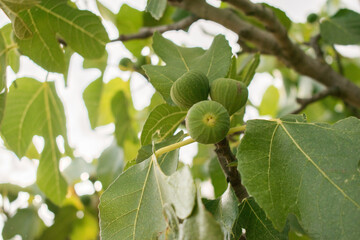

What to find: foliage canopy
left=0, top=0, right=360, bottom=239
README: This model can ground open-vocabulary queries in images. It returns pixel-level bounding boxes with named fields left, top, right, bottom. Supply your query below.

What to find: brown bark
left=214, top=138, right=249, bottom=202
left=168, top=0, right=360, bottom=108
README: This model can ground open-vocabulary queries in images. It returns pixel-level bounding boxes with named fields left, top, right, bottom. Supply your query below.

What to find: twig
left=111, top=15, right=198, bottom=42
left=214, top=138, right=249, bottom=202
left=332, top=45, right=344, bottom=75
left=292, top=87, right=339, bottom=114
left=307, top=34, right=324, bottom=61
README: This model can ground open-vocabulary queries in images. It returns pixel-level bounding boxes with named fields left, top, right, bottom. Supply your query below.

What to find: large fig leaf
left=143, top=32, right=232, bottom=104
left=15, top=0, right=108, bottom=73
left=1, top=78, right=68, bottom=205
left=237, top=115, right=360, bottom=239
left=99, top=157, right=196, bottom=240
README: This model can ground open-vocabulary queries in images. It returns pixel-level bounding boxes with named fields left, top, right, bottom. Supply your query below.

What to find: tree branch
left=111, top=15, right=198, bottom=42
left=214, top=138, right=249, bottom=202
left=292, top=87, right=340, bottom=114
left=168, top=0, right=360, bottom=109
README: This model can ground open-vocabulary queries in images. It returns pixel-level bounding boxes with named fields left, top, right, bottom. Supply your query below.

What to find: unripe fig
left=307, top=13, right=318, bottom=23
left=170, top=70, right=210, bottom=109
left=210, top=78, right=248, bottom=116
left=186, top=100, right=230, bottom=144
left=119, top=57, right=134, bottom=71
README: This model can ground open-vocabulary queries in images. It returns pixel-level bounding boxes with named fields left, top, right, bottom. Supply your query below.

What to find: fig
left=307, top=13, right=318, bottom=23
left=186, top=100, right=230, bottom=144
left=210, top=78, right=248, bottom=116
left=170, top=70, right=210, bottom=109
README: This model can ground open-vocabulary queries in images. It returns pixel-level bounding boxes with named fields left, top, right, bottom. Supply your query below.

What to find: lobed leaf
left=99, top=157, right=196, bottom=240
left=1, top=78, right=68, bottom=205
left=237, top=115, right=360, bottom=239
left=143, top=32, right=232, bottom=104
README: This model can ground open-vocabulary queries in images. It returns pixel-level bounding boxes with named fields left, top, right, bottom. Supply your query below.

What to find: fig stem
left=155, top=137, right=196, bottom=158
left=154, top=125, right=246, bottom=158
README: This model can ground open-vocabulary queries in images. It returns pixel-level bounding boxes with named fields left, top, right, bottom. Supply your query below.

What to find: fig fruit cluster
left=170, top=70, right=249, bottom=144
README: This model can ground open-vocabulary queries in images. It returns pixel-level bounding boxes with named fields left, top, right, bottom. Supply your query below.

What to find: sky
left=1, top=0, right=360, bottom=237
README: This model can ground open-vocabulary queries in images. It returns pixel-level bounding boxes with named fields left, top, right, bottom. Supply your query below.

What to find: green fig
left=170, top=70, right=210, bottom=109
left=186, top=100, right=230, bottom=144
left=210, top=78, right=248, bottom=116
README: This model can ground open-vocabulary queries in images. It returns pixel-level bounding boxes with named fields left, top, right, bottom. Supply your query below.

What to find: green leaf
left=3, top=207, right=44, bottom=240
left=259, top=85, right=280, bottom=117
left=140, top=103, right=186, bottom=146
left=1, top=24, right=20, bottom=73
left=96, top=141, right=124, bottom=190
left=0, top=0, right=39, bottom=39
left=179, top=187, right=224, bottom=239
left=191, top=144, right=213, bottom=180
left=143, top=33, right=232, bottom=103
left=1, top=78, right=68, bottom=205
left=263, top=4, right=291, bottom=30
left=15, top=0, right=109, bottom=72
left=146, top=0, right=167, bottom=20
left=99, top=158, right=196, bottom=239
left=203, top=185, right=239, bottom=239
left=83, top=78, right=130, bottom=128
left=0, top=29, right=7, bottom=127
left=96, top=0, right=116, bottom=24
left=238, top=53, right=260, bottom=86
left=112, top=90, right=137, bottom=147
left=209, top=157, right=227, bottom=198
left=136, top=131, right=186, bottom=175
left=233, top=197, right=288, bottom=240
left=320, top=9, right=360, bottom=45
left=237, top=116, right=360, bottom=239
